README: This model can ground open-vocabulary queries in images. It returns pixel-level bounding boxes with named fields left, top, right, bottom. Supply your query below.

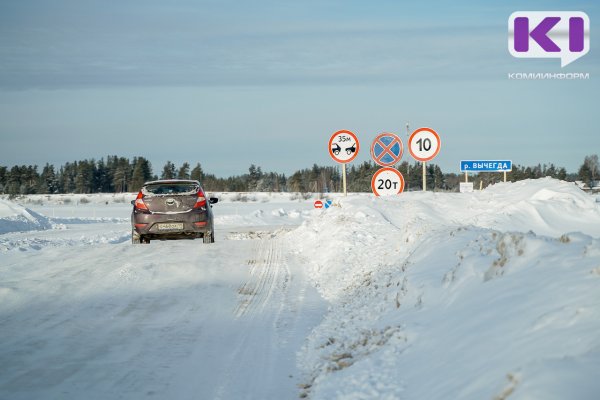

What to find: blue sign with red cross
left=370, top=132, right=404, bottom=167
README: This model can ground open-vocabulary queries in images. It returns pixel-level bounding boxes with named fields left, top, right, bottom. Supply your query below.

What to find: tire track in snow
left=211, top=234, right=312, bottom=400
left=234, top=237, right=286, bottom=318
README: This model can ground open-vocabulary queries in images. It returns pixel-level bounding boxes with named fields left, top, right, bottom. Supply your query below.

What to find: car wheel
left=203, top=231, right=214, bottom=244
left=132, top=230, right=141, bottom=244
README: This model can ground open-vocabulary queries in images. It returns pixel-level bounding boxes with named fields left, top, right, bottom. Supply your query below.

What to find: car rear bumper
left=132, top=210, right=212, bottom=236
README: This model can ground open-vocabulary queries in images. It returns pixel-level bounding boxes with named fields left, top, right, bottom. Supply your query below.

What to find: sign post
left=329, top=130, right=360, bottom=196
left=408, top=127, right=441, bottom=191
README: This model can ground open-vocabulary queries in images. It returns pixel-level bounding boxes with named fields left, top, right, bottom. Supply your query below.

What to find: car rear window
left=143, top=183, right=198, bottom=195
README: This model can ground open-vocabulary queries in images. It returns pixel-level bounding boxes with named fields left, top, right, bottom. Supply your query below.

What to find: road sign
left=371, top=132, right=403, bottom=167
left=408, top=127, right=441, bottom=162
left=460, top=160, right=512, bottom=172
left=314, top=200, right=323, bottom=209
left=324, top=199, right=333, bottom=209
left=460, top=182, right=474, bottom=193
left=371, top=167, right=405, bottom=196
left=328, top=130, right=360, bottom=164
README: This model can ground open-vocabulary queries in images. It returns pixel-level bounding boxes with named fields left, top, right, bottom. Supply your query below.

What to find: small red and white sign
left=328, top=130, right=360, bottom=163
left=314, top=200, right=324, bottom=209
left=371, top=167, right=405, bottom=196
left=408, top=127, right=441, bottom=162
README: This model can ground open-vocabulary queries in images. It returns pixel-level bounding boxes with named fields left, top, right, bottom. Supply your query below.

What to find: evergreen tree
left=161, top=161, right=176, bottom=180
left=578, top=155, right=599, bottom=188
left=38, top=163, right=58, bottom=194
left=433, top=165, right=444, bottom=190
left=131, top=157, right=153, bottom=191
left=111, top=157, right=131, bottom=192
left=190, top=163, right=204, bottom=182
left=177, top=162, right=190, bottom=179
left=0, top=166, right=7, bottom=193
left=94, top=158, right=112, bottom=192
left=7, top=165, right=22, bottom=195
left=75, top=160, right=95, bottom=193
left=248, top=164, right=262, bottom=191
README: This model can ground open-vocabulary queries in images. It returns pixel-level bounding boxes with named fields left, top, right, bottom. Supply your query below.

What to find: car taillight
left=134, top=191, right=149, bottom=211
left=193, top=190, right=207, bottom=208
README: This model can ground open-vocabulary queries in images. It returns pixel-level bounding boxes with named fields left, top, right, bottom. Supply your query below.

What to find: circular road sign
left=371, top=167, right=405, bottom=196
left=408, top=127, right=441, bottom=162
left=314, top=200, right=324, bottom=209
left=329, top=130, right=360, bottom=163
left=371, top=132, right=403, bottom=167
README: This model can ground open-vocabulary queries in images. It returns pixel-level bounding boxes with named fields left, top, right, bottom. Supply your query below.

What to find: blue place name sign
left=460, top=160, right=512, bottom=172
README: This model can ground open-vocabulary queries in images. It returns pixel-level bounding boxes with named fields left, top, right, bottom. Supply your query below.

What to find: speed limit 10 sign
left=371, top=167, right=405, bottom=196
left=408, top=127, right=441, bottom=162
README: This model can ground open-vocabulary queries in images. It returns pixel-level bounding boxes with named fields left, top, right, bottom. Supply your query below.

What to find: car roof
left=143, top=179, right=200, bottom=186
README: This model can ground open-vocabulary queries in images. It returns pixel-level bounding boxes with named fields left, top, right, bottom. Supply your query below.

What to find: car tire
left=203, top=231, right=214, bottom=244
left=132, top=230, right=141, bottom=244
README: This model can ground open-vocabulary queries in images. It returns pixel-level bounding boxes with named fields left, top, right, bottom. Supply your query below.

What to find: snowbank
left=290, top=178, right=600, bottom=399
left=0, top=199, right=52, bottom=234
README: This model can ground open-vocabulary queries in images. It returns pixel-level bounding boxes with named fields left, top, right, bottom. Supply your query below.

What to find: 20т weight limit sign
left=371, top=167, right=405, bottom=196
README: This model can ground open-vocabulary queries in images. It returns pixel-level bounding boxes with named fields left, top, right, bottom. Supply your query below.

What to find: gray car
left=131, top=179, right=218, bottom=244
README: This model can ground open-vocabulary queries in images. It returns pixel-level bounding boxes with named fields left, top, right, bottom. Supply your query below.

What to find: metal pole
left=504, top=171, right=507, bottom=183
left=406, top=122, right=410, bottom=190
left=422, top=161, right=426, bottom=191
left=465, top=172, right=468, bottom=183
left=342, top=163, right=347, bottom=196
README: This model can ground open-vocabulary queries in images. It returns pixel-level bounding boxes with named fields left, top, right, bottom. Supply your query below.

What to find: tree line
left=0, top=155, right=598, bottom=195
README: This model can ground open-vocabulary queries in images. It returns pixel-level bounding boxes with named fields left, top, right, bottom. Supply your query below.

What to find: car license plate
left=158, top=223, right=184, bottom=231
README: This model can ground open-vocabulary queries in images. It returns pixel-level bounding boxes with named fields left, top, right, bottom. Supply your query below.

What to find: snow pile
left=10, top=193, right=135, bottom=206
left=0, top=199, right=52, bottom=234
left=290, top=179, right=600, bottom=399
left=462, top=178, right=600, bottom=237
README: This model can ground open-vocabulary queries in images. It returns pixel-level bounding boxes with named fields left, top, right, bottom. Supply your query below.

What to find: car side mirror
left=130, top=200, right=135, bottom=205
left=209, top=197, right=219, bottom=204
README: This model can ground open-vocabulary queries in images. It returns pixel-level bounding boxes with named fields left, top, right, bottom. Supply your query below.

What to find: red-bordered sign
left=408, top=127, right=441, bottom=162
left=370, top=132, right=403, bottom=167
left=328, top=130, right=360, bottom=163
left=314, top=200, right=324, bottom=209
left=371, top=167, right=405, bottom=196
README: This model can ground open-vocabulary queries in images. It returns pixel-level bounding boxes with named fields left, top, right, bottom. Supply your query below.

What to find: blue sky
left=0, top=0, right=598, bottom=177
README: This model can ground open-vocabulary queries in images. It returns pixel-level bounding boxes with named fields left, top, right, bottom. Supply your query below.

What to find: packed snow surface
left=1, top=178, right=599, bottom=400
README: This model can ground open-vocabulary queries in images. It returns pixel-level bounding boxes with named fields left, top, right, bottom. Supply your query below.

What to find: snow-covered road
left=2, top=180, right=600, bottom=400
left=0, top=195, right=324, bottom=400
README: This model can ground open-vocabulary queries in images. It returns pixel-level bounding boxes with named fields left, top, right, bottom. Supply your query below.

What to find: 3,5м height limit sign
left=329, top=130, right=360, bottom=196
left=329, top=130, right=359, bottom=164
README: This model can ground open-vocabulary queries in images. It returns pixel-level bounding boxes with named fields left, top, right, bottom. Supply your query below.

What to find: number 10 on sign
left=408, top=127, right=440, bottom=162
left=408, top=127, right=441, bottom=191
